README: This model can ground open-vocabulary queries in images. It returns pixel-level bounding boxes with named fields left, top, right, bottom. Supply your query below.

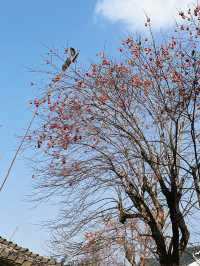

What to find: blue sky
left=0, top=0, right=197, bottom=258
left=0, top=0, right=126, bottom=256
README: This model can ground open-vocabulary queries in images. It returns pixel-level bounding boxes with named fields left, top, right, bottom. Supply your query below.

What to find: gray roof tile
left=0, top=236, right=62, bottom=266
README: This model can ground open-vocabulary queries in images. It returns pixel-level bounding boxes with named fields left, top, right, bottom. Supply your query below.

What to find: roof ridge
left=0, top=236, right=62, bottom=266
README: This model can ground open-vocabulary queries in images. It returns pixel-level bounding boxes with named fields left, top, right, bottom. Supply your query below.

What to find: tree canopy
left=29, top=4, right=200, bottom=266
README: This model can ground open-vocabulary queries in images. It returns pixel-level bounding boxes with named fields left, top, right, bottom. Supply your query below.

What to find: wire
left=0, top=110, right=37, bottom=192
left=9, top=226, right=19, bottom=241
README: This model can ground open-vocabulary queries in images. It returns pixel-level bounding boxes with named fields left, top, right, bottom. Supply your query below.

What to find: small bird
left=62, top=57, right=72, bottom=72
left=72, top=52, right=79, bottom=63
left=61, top=47, right=79, bottom=72
left=70, top=47, right=76, bottom=57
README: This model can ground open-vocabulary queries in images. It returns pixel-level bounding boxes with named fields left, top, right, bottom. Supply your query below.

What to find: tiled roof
left=0, top=237, right=62, bottom=266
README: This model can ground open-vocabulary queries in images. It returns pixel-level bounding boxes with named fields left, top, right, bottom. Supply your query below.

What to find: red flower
left=102, top=59, right=110, bottom=66
left=99, top=94, right=109, bottom=104
left=50, top=123, right=58, bottom=129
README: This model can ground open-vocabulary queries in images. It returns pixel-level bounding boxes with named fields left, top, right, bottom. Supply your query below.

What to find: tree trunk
left=159, top=255, right=179, bottom=266
left=160, top=264, right=179, bottom=266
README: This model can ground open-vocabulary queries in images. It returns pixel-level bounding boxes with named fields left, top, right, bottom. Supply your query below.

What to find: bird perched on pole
left=62, top=47, right=79, bottom=72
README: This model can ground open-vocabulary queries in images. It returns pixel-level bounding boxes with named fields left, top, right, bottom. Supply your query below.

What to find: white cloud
left=95, top=0, right=195, bottom=31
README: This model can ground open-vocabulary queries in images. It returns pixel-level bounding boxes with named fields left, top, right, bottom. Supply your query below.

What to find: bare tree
left=29, top=4, right=200, bottom=266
